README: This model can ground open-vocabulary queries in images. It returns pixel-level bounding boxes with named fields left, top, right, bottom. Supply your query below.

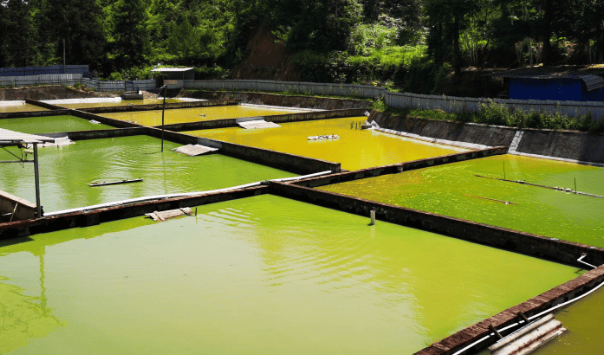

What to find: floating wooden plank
left=172, top=144, right=218, bottom=157
left=145, top=207, right=193, bottom=222
left=238, top=119, right=281, bottom=129
left=90, top=178, right=143, bottom=187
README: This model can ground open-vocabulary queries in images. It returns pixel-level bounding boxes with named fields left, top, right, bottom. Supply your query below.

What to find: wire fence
left=184, top=79, right=604, bottom=120
left=0, top=74, right=156, bottom=92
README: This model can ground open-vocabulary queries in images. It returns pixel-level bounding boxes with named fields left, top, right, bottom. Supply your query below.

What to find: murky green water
left=102, top=105, right=297, bottom=126
left=188, top=118, right=463, bottom=170
left=0, top=195, right=580, bottom=355
left=0, top=104, right=48, bottom=113
left=0, top=136, right=295, bottom=212
left=59, top=99, right=180, bottom=109
left=321, top=154, right=604, bottom=247
left=0, top=116, right=114, bottom=134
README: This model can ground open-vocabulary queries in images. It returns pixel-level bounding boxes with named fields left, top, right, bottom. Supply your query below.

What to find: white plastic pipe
left=451, top=275, right=604, bottom=355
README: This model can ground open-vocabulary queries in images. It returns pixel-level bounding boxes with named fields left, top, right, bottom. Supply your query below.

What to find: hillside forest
left=1, top=0, right=604, bottom=91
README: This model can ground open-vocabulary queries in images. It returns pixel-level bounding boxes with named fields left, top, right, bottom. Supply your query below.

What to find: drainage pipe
left=451, top=271, right=604, bottom=355
left=43, top=170, right=334, bottom=218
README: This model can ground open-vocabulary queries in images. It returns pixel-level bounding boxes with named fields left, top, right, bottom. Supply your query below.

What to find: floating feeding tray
left=0, top=195, right=581, bottom=354
left=189, top=117, right=465, bottom=170
left=0, top=135, right=295, bottom=212
left=0, top=115, right=114, bottom=134
left=320, top=154, right=604, bottom=247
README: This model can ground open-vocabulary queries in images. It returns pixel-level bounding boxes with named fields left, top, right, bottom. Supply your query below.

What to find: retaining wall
left=516, top=129, right=604, bottom=163
left=372, top=110, right=604, bottom=165
left=293, top=147, right=508, bottom=188
left=372, top=111, right=518, bottom=147
left=0, top=85, right=108, bottom=100
left=180, top=90, right=372, bottom=110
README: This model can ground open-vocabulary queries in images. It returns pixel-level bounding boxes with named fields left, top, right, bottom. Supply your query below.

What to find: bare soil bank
left=0, top=86, right=116, bottom=100
left=180, top=90, right=372, bottom=110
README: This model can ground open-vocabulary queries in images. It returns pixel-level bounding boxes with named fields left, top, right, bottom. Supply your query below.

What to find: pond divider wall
left=269, top=181, right=604, bottom=267
left=415, top=265, right=604, bottom=355
left=372, top=110, right=604, bottom=164
left=293, top=147, right=508, bottom=188
left=25, top=98, right=67, bottom=111
left=158, top=108, right=367, bottom=132
left=0, top=109, right=72, bottom=119
left=47, top=127, right=341, bottom=175
left=0, top=186, right=268, bottom=240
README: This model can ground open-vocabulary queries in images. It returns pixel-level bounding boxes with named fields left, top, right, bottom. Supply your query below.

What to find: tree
left=109, top=0, right=151, bottom=71
left=0, top=0, right=38, bottom=67
left=37, top=0, right=106, bottom=70
left=424, top=0, right=480, bottom=74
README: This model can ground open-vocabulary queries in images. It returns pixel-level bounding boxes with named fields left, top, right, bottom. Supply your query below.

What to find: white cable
left=451, top=267, right=604, bottom=355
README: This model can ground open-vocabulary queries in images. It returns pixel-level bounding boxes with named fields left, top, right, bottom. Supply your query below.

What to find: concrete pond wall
left=371, top=110, right=604, bottom=165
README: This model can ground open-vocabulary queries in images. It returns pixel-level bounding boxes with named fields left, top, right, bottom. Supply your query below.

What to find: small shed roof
left=0, top=128, right=55, bottom=145
left=151, top=67, right=194, bottom=73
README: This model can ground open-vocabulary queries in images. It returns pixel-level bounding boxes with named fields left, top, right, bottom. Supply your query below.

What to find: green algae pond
left=320, top=154, right=604, bottom=247
left=0, top=103, right=48, bottom=113
left=0, top=115, right=114, bottom=134
left=0, top=136, right=295, bottom=212
left=0, top=194, right=582, bottom=355
left=188, top=117, right=463, bottom=171
left=102, top=105, right=298, bottom=126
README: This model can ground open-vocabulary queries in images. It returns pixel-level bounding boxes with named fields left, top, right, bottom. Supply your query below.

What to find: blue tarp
left=510, top=76, right=604, bottom=102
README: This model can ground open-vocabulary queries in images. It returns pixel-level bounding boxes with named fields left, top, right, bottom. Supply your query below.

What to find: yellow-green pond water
left=0, top=195, right=581, bottom=354
left=59, top=99, right=181, bottom=109
left=0, top=115, right=114, bottom=134
left=0, top=104, right=48, bottom=113
left=321, top=154, right=604, bottom=247
left=102, top=105, right=297, bottom=126
left=0, top=136, right=295, bottom=212
left=189, top=118, right=463, bottom=170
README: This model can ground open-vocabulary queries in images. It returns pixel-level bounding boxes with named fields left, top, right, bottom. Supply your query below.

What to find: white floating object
left=41, top=137, right=75, bottom=148
left=89, top=120, right=101, bottom=125
left=238, top=119, right=280, bottom=129
left=146, top=208, right=193, bottom=222
left=172, top=144, right=218, bottom=157
left=489, top=314, right=566, bottom=355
